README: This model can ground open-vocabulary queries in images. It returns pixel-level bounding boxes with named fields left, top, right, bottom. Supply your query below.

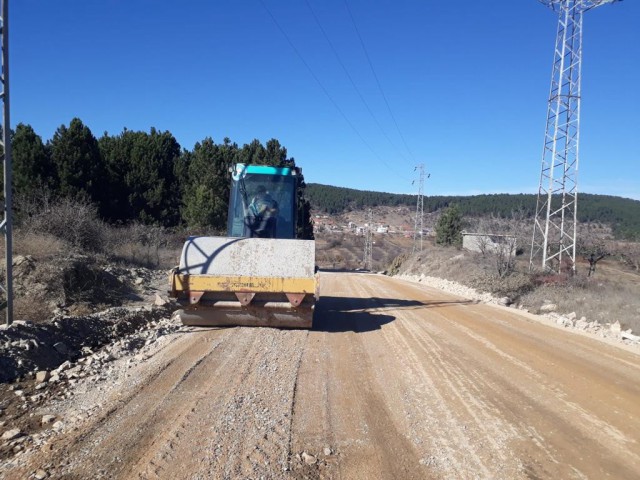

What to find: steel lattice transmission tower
left=363, top=209, right=373, bottom=270
left=412, top=164, right=425, bottom=254
left=0, top=0, right=13, bottom=325
left=530, top=0, right=620, bottom=273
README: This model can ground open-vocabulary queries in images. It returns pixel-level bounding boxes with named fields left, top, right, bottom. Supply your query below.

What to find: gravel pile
left=1, top=309, right=185, bottom=471
left=0, top=304, right=176, bottom=383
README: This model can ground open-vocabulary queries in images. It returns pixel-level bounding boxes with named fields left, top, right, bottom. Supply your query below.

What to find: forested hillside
left=4, top=119, right=314, bottom=239
left=306, top=184, right=640, bottom=239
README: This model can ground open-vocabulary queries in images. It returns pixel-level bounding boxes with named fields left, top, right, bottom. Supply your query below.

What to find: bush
left=387, top=254, right=408, bottom=276
left=19, top=195, right=108, bottom=252
left=471, top=272, right=535, bottom=300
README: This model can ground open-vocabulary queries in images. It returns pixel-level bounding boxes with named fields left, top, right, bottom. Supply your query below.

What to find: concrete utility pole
left=363, top=209, right=373, bottom=271
left=0, top=0, right=13, bottom=325
left=530, top=0, right=620, bottom=273
left=412, top=164, right=425, bottom=254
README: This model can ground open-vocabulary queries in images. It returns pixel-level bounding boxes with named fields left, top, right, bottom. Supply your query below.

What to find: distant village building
left=462, top=232, right=517, bottom=254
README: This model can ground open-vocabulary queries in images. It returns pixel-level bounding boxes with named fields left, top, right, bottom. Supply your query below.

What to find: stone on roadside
left=154, top=293, right=169, bottom=306
left=34, top=469, right=48, bottom=480
left=610, top=321, right=622, bottom=334
left=1, top=428, right=22, bottom=440
left=36, top=371, right=50, bottom=383
left=42, top=415, right=56, bottom=425
left=621, top=331, right=640, bottom=342
left=301, top=451, right=317, bottom=465
left=56, top=361, right=72, bottom=373
left=498, top=297, right=512, bottom=306
left=575, top=319, right=589, bottom=330
left=566, top=311, right=577, bottom=320
left=540, top=303, right=557, bottom=313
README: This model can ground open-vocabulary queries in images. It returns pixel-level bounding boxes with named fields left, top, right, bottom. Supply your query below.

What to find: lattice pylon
left=530, top=0, right=619, bottom=273
left=1, top=0, right=14, bottom=325
left=412, top=164, right=425, bottom=254
left=364, top=209, right=373, bottom=270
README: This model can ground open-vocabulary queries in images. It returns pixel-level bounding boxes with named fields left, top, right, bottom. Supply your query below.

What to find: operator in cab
left=248, top=185, right=278, bottom=238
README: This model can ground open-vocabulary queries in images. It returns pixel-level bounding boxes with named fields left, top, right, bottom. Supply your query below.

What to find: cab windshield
left=227, top=173, right=296, bottom=239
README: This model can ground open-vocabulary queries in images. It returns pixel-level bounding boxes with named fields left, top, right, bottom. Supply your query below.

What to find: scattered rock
left=34, top=469, right=48, bottom=480
left=42, top=415, right=56, bottom=425
left=540, top=303, right=557, bottom=313
left=1, top=428, right=23, bottom=440
left=57, top=361, right=72, bottom=373
left=323, top=446, right=332, bottom=456
left=36, top=370, right=50, bottom=383
left=52, top=421, right=65, bottom=431
left=301, top=452, right=317, bottom=465
left=621, top=331, right=640, bottom=342
left=575, top=319, right=589, bottom=330
left=154, top=293, right=169, bottom=306
left=497, top=297, right=512, bottom=306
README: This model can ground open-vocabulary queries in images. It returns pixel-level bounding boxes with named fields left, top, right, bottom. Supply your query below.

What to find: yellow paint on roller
left=171, top=273, right=316, bottom=294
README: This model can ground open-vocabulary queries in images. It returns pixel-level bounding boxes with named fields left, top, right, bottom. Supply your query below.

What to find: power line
left=304, top=0, right=412, bottom=167
left=343, top=0, right=416, bottom=162
left=364, top=208, right=373, bottom=270
left=258, top=0, right=407, bottom=180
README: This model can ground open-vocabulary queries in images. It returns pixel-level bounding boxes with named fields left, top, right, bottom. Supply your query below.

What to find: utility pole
left=530, top=0, right=620, bottom=273
left=412, top=164, right=425, bottom=254
left=0, top=0, right=13, bottom=325
left=364, top=208, right=373, bottom=271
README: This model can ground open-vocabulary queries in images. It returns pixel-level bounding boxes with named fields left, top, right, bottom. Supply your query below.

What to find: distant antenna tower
left=530, top=0, right=620, bottom=273
left=412, top=164, right=426, bottom=253
left=364, top=209, right=373, bottom=270
left=1, top=0, right=13, bottom=325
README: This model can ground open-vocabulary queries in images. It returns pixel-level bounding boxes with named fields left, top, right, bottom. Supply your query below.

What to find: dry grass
left=393, top=241, right=640, bottom=333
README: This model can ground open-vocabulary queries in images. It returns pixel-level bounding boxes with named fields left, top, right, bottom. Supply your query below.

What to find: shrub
left=19, top=195, right=108, bottom=252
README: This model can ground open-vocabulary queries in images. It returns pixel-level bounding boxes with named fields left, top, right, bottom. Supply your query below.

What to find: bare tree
left=495, top=236, right=517, bottom=278
left=577, top=237, right=610, bottom=277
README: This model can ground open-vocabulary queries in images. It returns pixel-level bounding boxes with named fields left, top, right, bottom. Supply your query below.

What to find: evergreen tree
left=181, top=137, right=236, bottom=230
left=49, top=118, right=106, bottom=208
left=99, top=128, right=182, bottom=226
left=11, top=123, right=55, bottom=196
left=435, top=205, right=463, bottom=247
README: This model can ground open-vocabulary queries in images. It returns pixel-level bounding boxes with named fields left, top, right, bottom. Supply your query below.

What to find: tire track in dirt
left=370, top=274, right=640, bottom=479
left=291, top=273, right=431, bottom=480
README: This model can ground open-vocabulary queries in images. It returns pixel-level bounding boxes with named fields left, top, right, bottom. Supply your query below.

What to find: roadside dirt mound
left=11, top=254, right=169, bottom=322
left=0, top=305, right=175, bottom=383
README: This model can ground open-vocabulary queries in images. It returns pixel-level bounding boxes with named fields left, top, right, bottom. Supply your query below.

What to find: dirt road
left=3, top=272, right=640, bottom=479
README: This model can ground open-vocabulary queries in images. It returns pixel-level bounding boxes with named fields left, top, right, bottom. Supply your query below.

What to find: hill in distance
left=306, top=184, right=640, bottom=240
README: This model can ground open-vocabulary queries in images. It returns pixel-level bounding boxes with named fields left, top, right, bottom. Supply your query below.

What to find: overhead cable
left=304, top=0, right=412, bottom=166
left=343, top=0, right=416, bottom=162
left=259, top=0, right=409, bottom=180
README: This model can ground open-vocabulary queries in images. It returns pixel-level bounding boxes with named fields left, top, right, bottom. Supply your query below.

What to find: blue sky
left=11, top=1, right=640, bottom=199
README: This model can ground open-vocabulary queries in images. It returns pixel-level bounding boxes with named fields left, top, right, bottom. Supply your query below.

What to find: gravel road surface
left=2, top=271, right=639, bottom=479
